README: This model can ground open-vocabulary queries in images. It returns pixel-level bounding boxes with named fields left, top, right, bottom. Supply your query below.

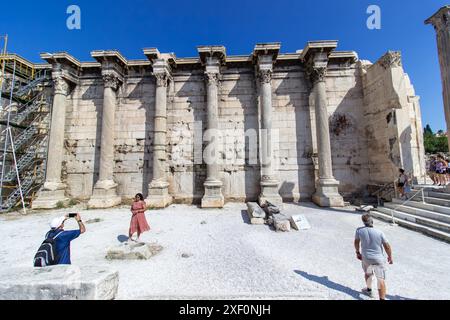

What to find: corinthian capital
left=154, top=72, right=169, bottom=87
left=53, top=76, right=70, bottom=96
left=257, top=69, right=272, bottom=84
left=306, top=65, right=327, bottom=84
left=102, top=73, right=121, bottom=91
left=205, top=72, right=220, bottom=86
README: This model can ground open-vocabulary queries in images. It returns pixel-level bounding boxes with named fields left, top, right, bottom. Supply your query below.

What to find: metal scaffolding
left=0, top=35, right=51, bottom=213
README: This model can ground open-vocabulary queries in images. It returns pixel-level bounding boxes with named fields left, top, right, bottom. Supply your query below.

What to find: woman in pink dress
left=129, top=193, right=150, bottom=242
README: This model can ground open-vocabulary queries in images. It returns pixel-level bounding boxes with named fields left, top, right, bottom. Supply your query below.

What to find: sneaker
left=361, top=288, right=374, bottom=298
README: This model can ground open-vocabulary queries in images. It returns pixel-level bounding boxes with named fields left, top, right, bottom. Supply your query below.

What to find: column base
left=146, top=180, right=173, bottom=208
left=201, top=180, right=224, bottom=208
left=259, top=179, right=283, bottom=208
left=32, top=182, right=69, bottom=209
left=312, top=178, right=344, bottom=208
left=88, top=180, right=122, bottom=209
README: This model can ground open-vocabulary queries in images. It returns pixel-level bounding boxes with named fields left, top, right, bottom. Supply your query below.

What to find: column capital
left=257, top=68, right=272, bottom=84
left=53, top=75, right=70, bottom=96
left=425, top=6, right=450, bottom=31
left=91, top=50, right=126, bottom=87
left=205, top=72, right=220, bottom=86
left=102, top=73, right=121, bottom=91
left=197, top=46, right=225, bottom=86
left=143, top=48, right=177, bottom=87
left=305, top=62, right=327, bottom=84
left=301, top=41, right=338, bottom=85
left=253, top=43, right=280, bottom=84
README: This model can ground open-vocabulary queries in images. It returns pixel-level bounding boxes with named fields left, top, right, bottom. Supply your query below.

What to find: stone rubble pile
left=246, top=202, right=311, bottom=233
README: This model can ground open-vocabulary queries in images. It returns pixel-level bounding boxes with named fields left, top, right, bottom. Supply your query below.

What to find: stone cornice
left=301, top=40, right=338, bottom=63
left=91, top=50, right=128, bottom=67
left=29, top=50, right=357, bottom=70
left=40, top=52, right=81, bottom=84
left=197, top=46, right=226, bottom=65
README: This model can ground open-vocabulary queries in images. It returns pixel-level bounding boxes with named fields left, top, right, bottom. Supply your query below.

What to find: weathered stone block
left=273, top=214, right=291, bottom=232
left=290, top=214, right=311, bottom=231
left=0, top=265, right=119, bottom=300
left=274, top=219, right=291, bottom=232
left=106, top=242, right=163, bottom=260
left=247, top=202, right=266, bottom=219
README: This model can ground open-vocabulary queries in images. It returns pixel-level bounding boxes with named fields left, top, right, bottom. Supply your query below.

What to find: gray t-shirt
left=355, top=227, right=389, bottom=264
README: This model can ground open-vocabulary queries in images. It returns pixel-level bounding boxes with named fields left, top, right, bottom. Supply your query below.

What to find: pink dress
left=129, top=200, right=150, bottom=236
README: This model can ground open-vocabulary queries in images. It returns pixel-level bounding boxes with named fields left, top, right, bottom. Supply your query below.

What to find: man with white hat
left=46, top=213, right=86, bottom=265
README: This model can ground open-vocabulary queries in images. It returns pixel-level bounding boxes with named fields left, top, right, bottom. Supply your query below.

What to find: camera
left=68, top=213, right=77, bottom=218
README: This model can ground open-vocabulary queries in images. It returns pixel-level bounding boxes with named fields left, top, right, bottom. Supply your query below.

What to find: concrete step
left=375, top=206, right=450, bottom=233
left=391, top=199, right=450, bottom=222
left=370, top=209, right=450, bottom=243
left=427, top=191, right=450, bottom=200
left=416, top=196, right=450, bottom=207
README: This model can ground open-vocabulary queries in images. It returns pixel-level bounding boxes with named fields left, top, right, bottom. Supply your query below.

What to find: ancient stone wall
left=362, top=52, right=426, bottom=185
left=39, top=48, right=425, bottom=205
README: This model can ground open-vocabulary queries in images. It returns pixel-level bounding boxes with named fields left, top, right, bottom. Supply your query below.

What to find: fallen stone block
left=0, top=265, right=119, bottom=300
left=356, top=205, right=374, bottom=213
left=106, top=242, right=163, bottom=260
left=247, top=202, right=266, bottom=219
left=267, top=204, right=281, bottom=215
left=250, top=217, right=265, bottom=225
left=290, top=214, right=311, bottom=231
left=273, top=214, right=291, bottom=232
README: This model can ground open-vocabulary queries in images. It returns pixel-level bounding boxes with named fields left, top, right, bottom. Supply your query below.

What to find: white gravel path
left=0, top=202, right=449, bottom=300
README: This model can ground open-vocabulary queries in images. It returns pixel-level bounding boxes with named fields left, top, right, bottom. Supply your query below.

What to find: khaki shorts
left=362, top=260, right=386, bottom=280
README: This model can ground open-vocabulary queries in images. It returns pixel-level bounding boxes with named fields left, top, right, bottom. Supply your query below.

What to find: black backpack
left=33, top=230, right=63, bottom=267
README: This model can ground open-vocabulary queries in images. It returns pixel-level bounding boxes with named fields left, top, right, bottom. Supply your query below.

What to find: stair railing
left=388, top=187, right=426, bottom=226
left=373, top=182, right=396, bottom=206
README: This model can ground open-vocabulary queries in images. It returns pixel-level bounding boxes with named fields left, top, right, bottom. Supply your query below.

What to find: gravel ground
left=0, top=202, right=449, bottom=300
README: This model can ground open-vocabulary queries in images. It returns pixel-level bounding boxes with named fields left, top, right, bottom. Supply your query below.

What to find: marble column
left=256, top=58, right=282, bottom=207
left=88, top=73, right=122, bottom=208
left=146, top=60, right=173, bottom=208
left=426, top=6, right=450, bottom=147
left=201, top=56, right=224, bottom=208
left=307, top=53, right=344, bottom=207
left=32, top=75, right=70, bottom=209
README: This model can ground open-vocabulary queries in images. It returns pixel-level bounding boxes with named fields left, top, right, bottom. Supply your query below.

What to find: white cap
left=50, top=216, right=66, bottom=229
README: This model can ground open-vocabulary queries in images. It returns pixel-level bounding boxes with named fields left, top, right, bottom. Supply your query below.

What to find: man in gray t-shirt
left=354, top=214, right=393, bottom=300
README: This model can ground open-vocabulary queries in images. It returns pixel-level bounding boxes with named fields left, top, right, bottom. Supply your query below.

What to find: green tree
left=424, top=124, right=448, bottom=153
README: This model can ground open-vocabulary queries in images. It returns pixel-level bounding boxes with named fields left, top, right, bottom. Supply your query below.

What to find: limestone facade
left=31, top=41, right=426, bottom=209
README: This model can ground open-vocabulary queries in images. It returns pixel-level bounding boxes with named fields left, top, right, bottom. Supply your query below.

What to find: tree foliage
left=424, top=124, right=449, bottom=154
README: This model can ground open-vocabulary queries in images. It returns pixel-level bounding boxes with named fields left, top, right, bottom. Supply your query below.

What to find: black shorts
left=397, top=182, right=405, bottom=188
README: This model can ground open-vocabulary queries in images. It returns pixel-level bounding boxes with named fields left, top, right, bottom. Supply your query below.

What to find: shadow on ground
left=117, top=235, right=129, bottom=243
left=294, top=270, right=415, bottom=300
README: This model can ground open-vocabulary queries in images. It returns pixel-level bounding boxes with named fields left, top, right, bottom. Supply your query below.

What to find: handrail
left=373, top=181, right=396, bottom=206
left=388, top=187, right=425, bottom=225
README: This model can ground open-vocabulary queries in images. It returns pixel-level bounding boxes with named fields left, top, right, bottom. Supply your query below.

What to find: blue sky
left=0, top=0, right=448, bottom=130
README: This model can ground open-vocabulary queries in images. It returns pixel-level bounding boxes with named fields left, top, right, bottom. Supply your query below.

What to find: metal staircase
left=2, top=148, right=38, bottom=182
left=0, top=175, right=35, bottom=211
left=0, top=52, right=51, bottom=212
